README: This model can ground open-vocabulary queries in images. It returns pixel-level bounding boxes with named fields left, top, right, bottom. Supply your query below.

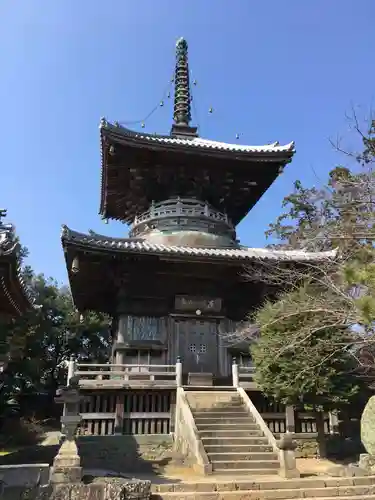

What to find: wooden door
left=175, top=319, right=218, bottom=374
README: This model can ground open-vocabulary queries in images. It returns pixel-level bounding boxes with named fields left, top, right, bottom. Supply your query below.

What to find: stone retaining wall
left=77, top=435, right=173, bottom=473
left=0, top=463, right=50, bottom=487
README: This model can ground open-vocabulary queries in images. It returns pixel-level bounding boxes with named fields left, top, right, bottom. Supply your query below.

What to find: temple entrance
left=174, top=318, right=218, bottom=375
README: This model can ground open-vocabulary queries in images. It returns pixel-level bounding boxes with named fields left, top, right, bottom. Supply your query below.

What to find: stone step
left=206, top=467, right=280, bottom=476
left=211, top=459, right=279, bottom=471
left=195, top=422, right=260, bottom=431
left=199, top=429, right=264, bottom=438
left=207, top=451, right=278, bottom=461
left=151, top=478, right=375, bottom=500
left=193, top=411, right=249, bottom=418
left=192, top=404, right=245, bottom=412
left=183, top=387, right=238, bottom=392
left=194, top=416, right=254, bottom=425
left=187, top=385, right=238, bottom=395
left=191, top=391, right=243, bottom=403
left=188, top=392, right=241, bottom=397
left=188, top=394, right=242, bottom=399
left=205, top=443, right=274, bottom=453
left=152, top=493, right=375, bottom=500
left=152, top=477, right=375, bottom=494
left=201, top=436, right=270, bottom=446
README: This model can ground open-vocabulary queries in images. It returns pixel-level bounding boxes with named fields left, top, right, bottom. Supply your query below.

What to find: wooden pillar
left=170, top=390, right=176, bottom=435
left=113, top=315, right=126, bottom=365
left=114, top=393, right=125, bottom=435
left=285, top=406, right=295, bottom=433
left=117, top=316, right=126, bottom=344
left=115, top=350, right=125, bottom=365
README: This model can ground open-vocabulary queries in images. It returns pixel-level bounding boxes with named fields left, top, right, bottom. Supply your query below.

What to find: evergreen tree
left=244, top=117, right=375, bottom=455
left=0, top=268, right=111, bottom=419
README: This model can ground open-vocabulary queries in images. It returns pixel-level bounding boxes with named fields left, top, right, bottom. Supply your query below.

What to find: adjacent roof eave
left=61, top=225, right=337, bottom=263
left=0, top=228, right=33, bottom=315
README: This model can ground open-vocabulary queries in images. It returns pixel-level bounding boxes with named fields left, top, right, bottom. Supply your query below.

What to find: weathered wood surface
left=75, top=363, right=177, bottom=388
left=79, top=380, right=178, bottom=389
left=78, top=390, right=174, bottom=436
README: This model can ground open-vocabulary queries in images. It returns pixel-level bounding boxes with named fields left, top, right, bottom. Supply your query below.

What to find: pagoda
left=61, top=39, right=335, bottom=438
left=62, top=37, right=334, bottom=380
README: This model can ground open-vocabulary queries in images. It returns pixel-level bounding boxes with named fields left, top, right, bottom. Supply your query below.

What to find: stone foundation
left=77, top=435, right=173, bottom=473
left=50, top=478, right=151, bottom=500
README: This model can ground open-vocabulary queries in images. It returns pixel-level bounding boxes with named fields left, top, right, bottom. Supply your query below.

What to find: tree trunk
left=315, top=411, right=327, bottom=458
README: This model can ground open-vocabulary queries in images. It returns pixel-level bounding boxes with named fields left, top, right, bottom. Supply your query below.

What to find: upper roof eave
left=61, top=225, right=337, bottom=263
left=99, top=119, right=296, bottom=159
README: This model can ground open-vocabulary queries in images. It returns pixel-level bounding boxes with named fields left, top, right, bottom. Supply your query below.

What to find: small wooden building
left=61, top=38, right=335, bottom=437
left=0, top=209, right=32, bottom=372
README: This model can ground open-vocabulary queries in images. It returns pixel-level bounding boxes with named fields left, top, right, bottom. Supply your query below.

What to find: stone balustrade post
left=62, top=356, right=76, bottom=436
left=67, top=356, right=75, bottom=384
left=329, top=411, right=339, bottom=434
left=277, top=433, right=300, bottom=479
left=232, top=358, right=239, bottom=388
left=176, top=357, right=183, bottom=387
left=285, top=406, right=296, bottom=433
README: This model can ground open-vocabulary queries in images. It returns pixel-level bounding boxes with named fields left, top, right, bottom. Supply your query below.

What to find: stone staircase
left=151, top=476, right=375, bottom=500
left=166, top=389, right=375, bottom=499
left=186, top=390, right=279, bottom=475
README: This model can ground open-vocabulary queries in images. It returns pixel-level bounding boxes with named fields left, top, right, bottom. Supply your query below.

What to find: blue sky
left=0, top=1, right=374, bottom=285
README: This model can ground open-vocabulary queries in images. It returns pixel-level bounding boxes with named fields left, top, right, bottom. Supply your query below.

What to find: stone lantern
left=50, top=376, right=85, bottom=484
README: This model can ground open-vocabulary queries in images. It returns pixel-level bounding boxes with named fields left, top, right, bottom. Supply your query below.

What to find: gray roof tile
left=61, top=226, right=337, bottom=262
left=100, top=120, right=295, bottom=155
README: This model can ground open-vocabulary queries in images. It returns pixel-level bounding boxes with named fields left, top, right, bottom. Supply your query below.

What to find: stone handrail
left=174, top=387, right=212, bottom=475
left=237, top=390, right=300, bottom=477
left=236, top=387, right=279, bottom=453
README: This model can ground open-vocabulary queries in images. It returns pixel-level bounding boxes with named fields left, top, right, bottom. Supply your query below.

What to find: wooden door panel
left=175, top=319, right=218, bottom=374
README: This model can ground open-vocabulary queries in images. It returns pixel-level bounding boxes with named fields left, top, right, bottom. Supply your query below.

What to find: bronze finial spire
left=171, top=38, right=198, bottom=138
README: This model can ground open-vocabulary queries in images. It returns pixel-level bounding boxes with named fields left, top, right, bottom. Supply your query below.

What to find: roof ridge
left=99, top=119, right=295, bottom=153
left=61, top=225, right=144, bottom=244
left=61, top=226, right=337, bottom=261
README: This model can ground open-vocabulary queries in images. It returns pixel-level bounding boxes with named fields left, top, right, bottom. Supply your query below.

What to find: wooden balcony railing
left=238, top=365, right=256, bottom=384
left=130, top=198, right=233, bottom=231
left=231, top=360, right=256, bottom=388
left=68, top=358, right=183, bottom=388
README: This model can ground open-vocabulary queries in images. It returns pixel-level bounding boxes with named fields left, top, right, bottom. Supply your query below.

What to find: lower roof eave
left=0, top=268, right=32, bottom=316
left=61, top=226, right=338, bottom=264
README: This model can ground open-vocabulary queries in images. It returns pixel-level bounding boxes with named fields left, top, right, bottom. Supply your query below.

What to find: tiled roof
left=61, top=226, right=337, bottom=262
left=0, top=224, right=33, bottom=314
left=100, top=119, right=295, bottom=156
left=0, top=231, right=18, bottom=256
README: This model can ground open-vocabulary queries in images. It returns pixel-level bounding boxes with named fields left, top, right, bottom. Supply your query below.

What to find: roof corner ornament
left=170, top=38, right=198, bottom=139
left=99, top=117, right=108, bottom=129
left=0, top=209, right=7, bottom=225
left=0, top=209, right=14, bottom=241
left=61, top=224, right=70, bottom=239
